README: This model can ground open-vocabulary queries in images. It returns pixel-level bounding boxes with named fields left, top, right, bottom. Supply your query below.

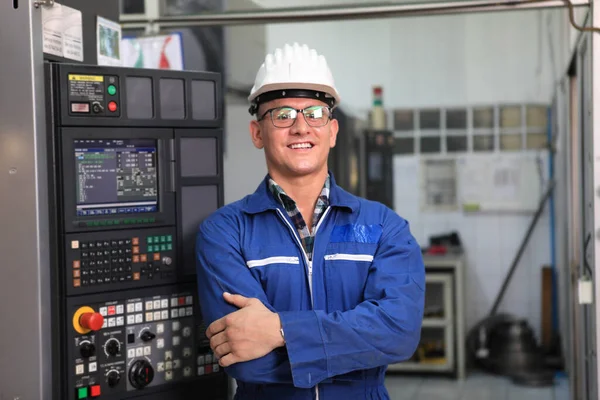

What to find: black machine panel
left=46, top=63, right=226, bottom=400
left=66, top=284, right=226, bottom=400
left=55, top=64, right=222, bottom=129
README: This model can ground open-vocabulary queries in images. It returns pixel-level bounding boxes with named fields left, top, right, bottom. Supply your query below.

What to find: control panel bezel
left=64, top=227, right=178, bottom=296
left=60, top=127, right=175, bottom=233
left=55, top=64, right=223, bottom=129
left=66, top=284, right=221, bottom=400
left=46, top=62, right=228, bottom=400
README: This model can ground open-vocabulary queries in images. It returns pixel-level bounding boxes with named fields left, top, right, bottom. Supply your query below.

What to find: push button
left=90, top=384, right=101, bottom=397
left=76, top=387, right=87, bottom=399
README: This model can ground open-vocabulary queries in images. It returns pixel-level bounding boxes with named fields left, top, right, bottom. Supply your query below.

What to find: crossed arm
left=195, top=212, right=425, bottom=388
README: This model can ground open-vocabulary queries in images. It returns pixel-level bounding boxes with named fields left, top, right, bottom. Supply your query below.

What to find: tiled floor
left=385, top=372, right=570, bottom=400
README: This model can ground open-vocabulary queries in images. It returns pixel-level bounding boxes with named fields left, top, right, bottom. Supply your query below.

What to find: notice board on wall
left=456, top=153, right=544, bottom=212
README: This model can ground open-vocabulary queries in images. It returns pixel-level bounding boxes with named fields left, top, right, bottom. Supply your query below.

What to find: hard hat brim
left=248, top=82, right=341, bottom=107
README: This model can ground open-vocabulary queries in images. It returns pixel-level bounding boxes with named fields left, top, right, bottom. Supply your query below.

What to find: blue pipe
left=547, top=106, right=558, bottom=335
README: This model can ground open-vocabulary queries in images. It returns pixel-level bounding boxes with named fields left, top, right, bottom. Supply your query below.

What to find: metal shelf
left=387, top=360, right=453, bottom=372
left=422, top=318, right=452, bottom=328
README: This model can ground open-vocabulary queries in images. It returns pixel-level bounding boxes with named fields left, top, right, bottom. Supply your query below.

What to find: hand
left=206, top=292, right=285, bottom=367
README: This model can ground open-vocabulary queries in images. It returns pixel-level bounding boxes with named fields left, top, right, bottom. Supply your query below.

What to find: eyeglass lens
left=271, top=106, right=330, bottom=127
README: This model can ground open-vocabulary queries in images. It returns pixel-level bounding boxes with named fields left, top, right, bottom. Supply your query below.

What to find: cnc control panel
left=68, top=285, right=221, bottom=399
left=46, top=63, right=226, bottom=400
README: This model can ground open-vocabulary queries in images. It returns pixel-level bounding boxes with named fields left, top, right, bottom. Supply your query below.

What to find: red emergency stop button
left=79, top=312, right=104, bottom=331
left=108, top=101, right=118, bottom=112
left=90, top=385, right=101, bottom=397
left=73, top=306, right=105, bottom=334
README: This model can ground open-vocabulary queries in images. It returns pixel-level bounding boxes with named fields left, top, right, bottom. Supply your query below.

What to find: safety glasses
left=258, top=105, right=332, bottom=128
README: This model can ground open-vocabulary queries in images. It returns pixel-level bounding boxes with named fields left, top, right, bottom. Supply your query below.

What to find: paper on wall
left=97, top=16, right=122, bottom=66
left=62, top=5, right=84, bottom=61
left=42, top=2, right=83, bottom=61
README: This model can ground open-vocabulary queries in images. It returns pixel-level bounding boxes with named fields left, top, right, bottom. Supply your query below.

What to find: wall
left=260, top=10, right=571, bottom=339
left=223, top=94, right=267, bottom=204
left=222, top=6, right=576, bottom=339
left=266, top=10, right=567, bottom=110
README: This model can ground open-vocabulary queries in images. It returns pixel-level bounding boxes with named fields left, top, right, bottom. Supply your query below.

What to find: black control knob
left=140, top=331, right=156, bottom=342
left=104, top=338, right=120, bottom=357
left=129, top=360, right=154, bottom=389
left=79, top=341, right=96, bottom=358
left=107, top=370, right=121, bottom=388
left=92, top=102, right=104, bottom=113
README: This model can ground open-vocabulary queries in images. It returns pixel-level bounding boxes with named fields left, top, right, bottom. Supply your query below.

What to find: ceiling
left=250, top=0, right=443, bottom=8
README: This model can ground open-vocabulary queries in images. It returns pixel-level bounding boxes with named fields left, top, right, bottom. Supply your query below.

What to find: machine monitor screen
left=74, top=139, right=158, bottom=216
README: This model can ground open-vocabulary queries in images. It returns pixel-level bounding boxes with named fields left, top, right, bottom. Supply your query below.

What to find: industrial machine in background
left=45, top=62, right=228, bottom=400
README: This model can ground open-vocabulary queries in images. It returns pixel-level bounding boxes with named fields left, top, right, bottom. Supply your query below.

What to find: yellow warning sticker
left=68, top=74, right=104, bottom=82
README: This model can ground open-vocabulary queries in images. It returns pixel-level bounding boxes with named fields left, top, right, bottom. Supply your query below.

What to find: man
left=195, top=43, right=425, bottom=399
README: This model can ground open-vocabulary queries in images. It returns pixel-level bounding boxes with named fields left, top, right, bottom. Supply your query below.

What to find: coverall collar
left=242, top=172, right=358, bottom=215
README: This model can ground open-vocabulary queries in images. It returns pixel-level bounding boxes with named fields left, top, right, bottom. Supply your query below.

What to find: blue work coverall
left=196, top=174, right=425, bottom=399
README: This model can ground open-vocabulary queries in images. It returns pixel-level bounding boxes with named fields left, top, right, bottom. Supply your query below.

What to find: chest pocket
left=323, top=224, right=382, bottom=313
left=244, top=246, right=306, bottom=311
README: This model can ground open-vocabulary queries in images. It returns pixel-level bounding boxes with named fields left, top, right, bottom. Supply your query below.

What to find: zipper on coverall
left=276, top=207, right=331, bottom=400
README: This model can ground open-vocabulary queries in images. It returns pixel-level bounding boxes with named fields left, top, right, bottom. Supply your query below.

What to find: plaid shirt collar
left=268, top=175, right=330, bottom=260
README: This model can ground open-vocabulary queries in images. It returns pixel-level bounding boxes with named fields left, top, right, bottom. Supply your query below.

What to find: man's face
left=249, top=97, right=339, bottom=179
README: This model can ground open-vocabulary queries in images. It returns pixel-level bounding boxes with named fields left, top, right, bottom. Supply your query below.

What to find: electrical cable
left=583, top=232, right=594, bottom=276
left=518, top=0, right=600, bottom=33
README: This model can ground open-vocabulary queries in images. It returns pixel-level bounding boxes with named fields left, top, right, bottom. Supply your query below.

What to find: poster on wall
left=97, top=16, right=122, bottom=66
left=121, top=33, right=184, bottom=71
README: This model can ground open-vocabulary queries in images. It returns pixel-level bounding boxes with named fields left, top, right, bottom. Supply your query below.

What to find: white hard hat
left=248, top=43, right=341, bottom=115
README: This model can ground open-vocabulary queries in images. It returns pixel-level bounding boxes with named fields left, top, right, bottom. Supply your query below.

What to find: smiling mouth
left=288, top=143, right=314, bottom=149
